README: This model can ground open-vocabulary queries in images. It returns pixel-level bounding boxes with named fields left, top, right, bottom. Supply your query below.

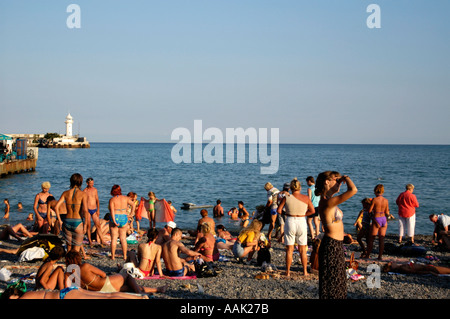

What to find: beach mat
left=138, top=274, right=197, bottom=280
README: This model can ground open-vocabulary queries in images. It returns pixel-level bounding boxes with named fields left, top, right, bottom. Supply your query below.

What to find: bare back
left=162, top=240, right=184, bottom=271
left=370, top=196, right=389, bottom=216
left=63, top=187, right=87, bottom=219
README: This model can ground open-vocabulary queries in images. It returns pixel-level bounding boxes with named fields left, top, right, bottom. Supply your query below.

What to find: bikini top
left=70, top=187, right=82, bottom=213
left=113, top=195, right=128, bottom=213
left=322, top=207, right=343, bottom=226
left=141, top=242, right=153, bottom=263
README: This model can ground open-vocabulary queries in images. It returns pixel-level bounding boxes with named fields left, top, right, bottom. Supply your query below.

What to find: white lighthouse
left=65, top=113, right=73, bottom=137
left=50, top=113, right=90, bottom=148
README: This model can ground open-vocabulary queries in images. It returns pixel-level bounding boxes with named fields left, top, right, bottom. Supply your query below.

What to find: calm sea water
left=1, top=143, right=449, bottom=236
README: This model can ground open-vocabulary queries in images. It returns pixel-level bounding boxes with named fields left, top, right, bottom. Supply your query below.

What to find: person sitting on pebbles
left=161, top=228, right=202, bottom=277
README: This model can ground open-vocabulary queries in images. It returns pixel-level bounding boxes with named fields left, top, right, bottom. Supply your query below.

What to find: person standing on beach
left=55, top=173, right=89, bottom=257
left=315, top=172, right=357, bottom=299
left=396, top=184, right=419, bottom=244
left=264, top=182, right=280, bottom=242
left=33, top=181, right=53, bottom=233
left=84, top=177, right=105, bottom=246
left=109, top=185, right=136, bottom=261
left=306, top=176, right=321, bottom=240
left=277, top=178, right=315, bottom=277
left=147, top=192, right=157, bottom=229
left=363, top=184, right=390, bottom=260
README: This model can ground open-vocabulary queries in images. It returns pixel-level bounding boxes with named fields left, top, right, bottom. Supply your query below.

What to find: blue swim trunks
left=165, top=268, right=185, bottom=277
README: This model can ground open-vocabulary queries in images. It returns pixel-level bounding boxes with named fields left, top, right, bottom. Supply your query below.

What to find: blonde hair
left=290, top=177, right=301, bottom=191
left=200, top=222, right=212, bottom=234
left=406, top=184, right=414, bottom=191
left=264, top=182, right=273, bottom=191
left=238, top=219, right=262, bottom=238
left=41, top=181, right=51, bottom=189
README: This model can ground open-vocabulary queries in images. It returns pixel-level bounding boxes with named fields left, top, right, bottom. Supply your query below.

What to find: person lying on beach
left=64, top=250, right=166, bottom=294
left=35, top=246, right=66, bottom=290
left=126, top=228, right=165, bottom=277
left=215, top=224, right=236, bottom=250
left=1, top=286, right=149, bottom=299
left=0, top=223, right=37, bottom=241
left=161, top=228, right=201, bottom=277
left=382, top=261, right=450, bottom=275
left=194, top=222, right=220, bottom=262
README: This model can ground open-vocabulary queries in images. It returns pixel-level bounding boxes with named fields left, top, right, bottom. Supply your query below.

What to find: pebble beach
left=1, top=230, right=448, bottom=301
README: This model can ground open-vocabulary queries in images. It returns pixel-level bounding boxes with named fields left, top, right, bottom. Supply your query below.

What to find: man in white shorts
left=277, top=178, right=315, bottom=277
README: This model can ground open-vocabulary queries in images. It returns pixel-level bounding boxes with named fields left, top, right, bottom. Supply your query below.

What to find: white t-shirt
left=267, top=187, right=280, bottom=209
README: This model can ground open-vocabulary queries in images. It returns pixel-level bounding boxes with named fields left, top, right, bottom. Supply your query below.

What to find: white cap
left=166, top=221, right=176, bottom=229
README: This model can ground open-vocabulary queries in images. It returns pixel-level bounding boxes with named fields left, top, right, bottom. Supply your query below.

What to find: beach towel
left=136, top=198, right=149, bottom=220
left=18, top=247, right=46, bottom=262
left=154, top=199, right=175, bottom=223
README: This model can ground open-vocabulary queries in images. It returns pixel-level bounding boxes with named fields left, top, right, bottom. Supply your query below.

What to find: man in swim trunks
left=161, top=228, right=201, bottom=277
left=84, top=177, right=105, bottom=246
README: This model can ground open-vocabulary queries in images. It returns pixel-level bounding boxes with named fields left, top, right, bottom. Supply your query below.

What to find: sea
left=1, top=143, right=449, bottom=236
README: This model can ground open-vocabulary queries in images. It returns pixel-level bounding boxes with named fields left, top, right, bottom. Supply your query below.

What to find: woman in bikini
left=55, top=174, right=89, bottom=256
left=33, top=181, right=53, bottom=233
left=382, top=261, right=450, bottom=275
left=127, top=228, right=165, bottom=277
left=2, top=286, right=150, bottom=299
left=363, top=184, right=390, bottom=260
left=109, top=185, right=136, bottom=260
left=195, top=222, right=220, bottom=262
left=315, top=171, right=357, bottom=299
left=64, top=250, right=166, bottom=295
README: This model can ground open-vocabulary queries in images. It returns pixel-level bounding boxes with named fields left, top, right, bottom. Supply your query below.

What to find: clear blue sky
left=1, top=1, right=449, bottom=144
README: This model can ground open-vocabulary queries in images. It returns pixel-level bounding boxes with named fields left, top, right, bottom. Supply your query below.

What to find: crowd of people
left=1, top=171, right=449, bottom=300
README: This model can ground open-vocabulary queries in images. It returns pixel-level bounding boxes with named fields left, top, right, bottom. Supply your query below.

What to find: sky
left=0, top=0, right=449, bottom=144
